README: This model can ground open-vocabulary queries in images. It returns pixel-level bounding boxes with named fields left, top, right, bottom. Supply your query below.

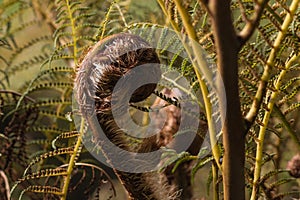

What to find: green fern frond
left=259, top=169, right=288, bottom=184
left=23, top=65, right=73, bottom=87
left=7, top=52, right=50, bottom=76
left=20, top=168, right=68, bottom=182
left=51, top=0, right=100, bottom=65
left=283, top=102, right=300, bottom=115
left=31, top=127, right=71, bottom=135
left=27, top=82, right=73, bottom=93
left=26, top=139, right=50, bottom=146
left=7, top=35, right=51, bottom=62
left=23, top=147, right=74, bottom=175
left=4, top=99, right=73, bottom=118
left=272, top=191, right=300, bottom=199
left=21, top=185, right=62, bottom=197
left=37, top=110, right=69, bottom=120
left=52, top=131, right=80, bottom=149
left=191, top=156, right=214, bottom=181
left=263, top=5, right=283, bottom=29
left=278, top=85, right=300, bottom=105
left=0, top=1, right=30, bottom=28
left=95, top=1, right=138, bottom=40
left=279, top=77, right=300, bottom=91
left=257, top=25, right=277, bottom=47
left=0, top=69, right=9, bottom=88
left=268, top=178, right=297, bottom=191
left=171, top=154, right=197, bottom=173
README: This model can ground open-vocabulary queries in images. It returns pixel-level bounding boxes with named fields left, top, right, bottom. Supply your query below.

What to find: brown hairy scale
left=75, top=33, right=180, bottom=200
left=75, top=33, right=207, bottom=199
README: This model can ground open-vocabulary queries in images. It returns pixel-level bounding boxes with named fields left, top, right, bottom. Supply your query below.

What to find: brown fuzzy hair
left=75, top=33, right=179, bottom=200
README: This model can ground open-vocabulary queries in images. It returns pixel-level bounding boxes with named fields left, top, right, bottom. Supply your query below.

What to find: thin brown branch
left=0, top=90, right=35, bottom=102
left=197, top=0, right=212, bottom=16
left=0, top=170, right=10, bottom=200
left=238, top=0, right=269, bottom=47
left=244, top=78, right=268, bottom=123
left=205, top=0, right=245, bottom=199
left=238, top=0, right=249, bottom=23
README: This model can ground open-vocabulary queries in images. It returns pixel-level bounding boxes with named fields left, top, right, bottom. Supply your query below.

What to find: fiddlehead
left=75, top=33, right=180, bottom=200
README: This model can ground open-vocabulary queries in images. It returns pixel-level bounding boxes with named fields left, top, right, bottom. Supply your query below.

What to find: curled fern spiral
left=75, top=33, right=179, bottom=200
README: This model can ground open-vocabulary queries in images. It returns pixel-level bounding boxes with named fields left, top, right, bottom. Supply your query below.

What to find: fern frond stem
left=273, top=105, right=300, bottom=150
left=97, top=1, right=116, bottom=40
left=65, top=0, right=78, bottom=66
left=212, top=164, right=219, bottom=200
left=173, top=0, right=197, bottom=39
left=115, top=3, right=128, bottom=29
left=173, top=0, right=221, bottom=170
left=156, top=0, right=180, bottom=32
left=245, top=0, right=300, bottom=126
left=56, top=87, right=73, bottom=118
left=156, top=0, right=168, bottom=22
left=238, top=0, right=269, bottom=46
left=250, top=52, right=300, bottom=200
left=162, top=75, right=204, bottom=108
left=61, top=118, right=85, bottom=200
left=0, top=90, right=35, bottom=102
left=265, top=3, right=284, bottom=25
left=58, top=162, right=117, bottom=195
